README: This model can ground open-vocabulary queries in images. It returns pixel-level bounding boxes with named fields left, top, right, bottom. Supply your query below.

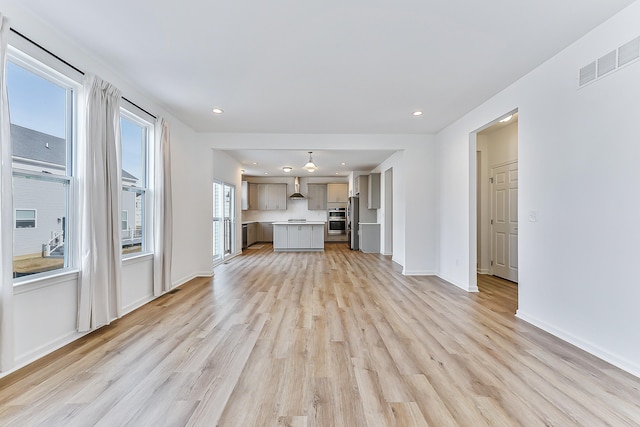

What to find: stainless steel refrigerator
left=347, top=196, right=359, bottom=250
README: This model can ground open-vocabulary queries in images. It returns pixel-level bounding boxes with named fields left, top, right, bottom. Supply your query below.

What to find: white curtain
left=77, top=74, right=123, bottom=332
left=153, top=117, right=173, bottom=296
left=0, top=14, right=13, bottom=372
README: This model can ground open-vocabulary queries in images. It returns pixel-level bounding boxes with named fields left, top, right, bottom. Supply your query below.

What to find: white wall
left=212, top=149, right=243, bottom=255
left=1, top=0, right=207, bottom=376
left=436, top=1, right=640, bottom=376
left=372, top=151, right=405, bottom=266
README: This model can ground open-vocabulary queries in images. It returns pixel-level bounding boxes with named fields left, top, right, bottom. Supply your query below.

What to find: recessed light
left=340, top=162, right=346, bottom=166
left=335, top=172, right=340, bottom=175
left=252, top=162, right=257, bottom=165
left=282, top=167, right=293, bottom=173
left=212, top=108, right=224, bottom=114
left=241, top=169, right=245, bottom=174
left=264, top=172, right=269, bottom=175
left=412, top=111, right=423, bottom=116
left=499, top=115, right=513, bottom=123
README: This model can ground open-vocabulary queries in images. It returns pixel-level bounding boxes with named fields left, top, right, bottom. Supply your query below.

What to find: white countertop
left=272, top=221, right=326, bottom=225
left=359, top=222, right=380, bottom=225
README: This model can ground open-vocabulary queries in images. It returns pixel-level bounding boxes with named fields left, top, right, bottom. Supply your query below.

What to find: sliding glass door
left=213, top=181, right=235, bottom=265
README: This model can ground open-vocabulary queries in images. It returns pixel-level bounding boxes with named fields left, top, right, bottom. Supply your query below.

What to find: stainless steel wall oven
left=327, top=207, right=347, bottom=235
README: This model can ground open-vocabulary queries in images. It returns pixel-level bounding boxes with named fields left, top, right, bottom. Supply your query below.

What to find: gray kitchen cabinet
left=247, top=222, right=258, bottom=246
left=248, top=183, right=259, bottom=210
left=368, top=173, right=381, bottom=209
left=257, top=184, right=268, bottom=210
left=267, top=183, right=287, bottom=210
left=327, top=183, right=348, bottom=203
left=285, top=224, right=324, bottom=249
left=273, top=224, right=288, bottom=248
left=259, top=222, right=273, bottom=242
left=288, top=225, right=312, bottom=248
left=256, top=183, right=287, bottom=210
left=359, top=223, right=380, bottom=253
left=273, top=223, right=325, bottom=251
left=241, top=181, right=249, bottom=210
left=311, top=225, right=324, bottom=248
left=307, top=184, right=327, bottom=210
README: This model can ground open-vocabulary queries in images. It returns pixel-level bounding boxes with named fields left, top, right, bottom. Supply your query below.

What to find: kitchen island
left=273, top=221, right=325, bottom=252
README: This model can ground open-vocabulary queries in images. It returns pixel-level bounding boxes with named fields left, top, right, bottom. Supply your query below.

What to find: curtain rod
left=9, top=28, right=157, bottom=120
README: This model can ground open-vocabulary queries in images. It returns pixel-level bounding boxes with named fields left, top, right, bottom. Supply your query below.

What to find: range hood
left=289, top=177, right=305, bottom=199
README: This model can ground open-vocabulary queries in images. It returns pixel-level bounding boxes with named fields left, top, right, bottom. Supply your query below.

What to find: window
left=7, top=49, right=77, bottom=280
left=121, top=210, right=129, bottom=231
left=15, top=209, right=36, bottom=228
left=120, top=109, right=151, bottom=256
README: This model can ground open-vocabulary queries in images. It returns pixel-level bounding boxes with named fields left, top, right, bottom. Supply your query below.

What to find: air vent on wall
left=579, top=35, right=640, bottom=87
left=618, top=36, right=640, bottom=67
left=579, top=62, right=596, bottom=86
left=597, top=50, right=616, bottom=77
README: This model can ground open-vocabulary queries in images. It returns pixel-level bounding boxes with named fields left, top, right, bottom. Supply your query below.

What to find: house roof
left=11, top=124, right=66, bottom=167
left=11, top=123, right=138, bottom=181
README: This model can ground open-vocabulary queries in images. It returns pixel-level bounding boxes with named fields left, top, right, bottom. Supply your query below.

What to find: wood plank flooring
left=1, top=243, right=639, bottom=426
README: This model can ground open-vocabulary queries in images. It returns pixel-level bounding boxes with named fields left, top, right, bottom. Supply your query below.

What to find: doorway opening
left=213, top=180, right=236, bottom=267
left=471, top=110, right=518, bottom=299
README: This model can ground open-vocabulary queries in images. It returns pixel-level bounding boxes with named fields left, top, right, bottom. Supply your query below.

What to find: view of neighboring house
left=12, top=124, right=141, bottom=276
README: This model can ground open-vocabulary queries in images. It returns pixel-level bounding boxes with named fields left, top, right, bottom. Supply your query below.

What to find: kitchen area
left=241, top=172, right=381, bottom=253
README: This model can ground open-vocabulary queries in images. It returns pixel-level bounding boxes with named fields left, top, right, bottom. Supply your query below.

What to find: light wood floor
left=1, top=243, right=639, bottom=426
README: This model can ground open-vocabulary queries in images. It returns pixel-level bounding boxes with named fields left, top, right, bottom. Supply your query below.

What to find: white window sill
left=14, top=268, right=80, bottom=295
left=123, top=252, right=153, bottom=266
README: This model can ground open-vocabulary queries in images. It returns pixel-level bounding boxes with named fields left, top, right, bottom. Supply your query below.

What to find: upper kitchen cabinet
left=249, top=183, right=259, bottom=210
left=368, top=173, right=381, bottom=209
left=241, top=181, right=248, bottom=210
left=257, top=183, right=287, bottom=210
left=327, top=183, right=348, bottom=203
left=307, top=184, right=327, bottom=210
left=354, top=175, right=365, bottom=196
left=242, top=182, right=259, bottom=210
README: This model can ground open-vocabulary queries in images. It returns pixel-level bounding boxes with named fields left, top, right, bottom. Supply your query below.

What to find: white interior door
left=492, top=162, right=518, bottom=282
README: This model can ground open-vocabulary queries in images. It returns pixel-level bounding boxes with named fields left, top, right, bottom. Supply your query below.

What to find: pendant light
left=304, top=151, right=317, bottom=172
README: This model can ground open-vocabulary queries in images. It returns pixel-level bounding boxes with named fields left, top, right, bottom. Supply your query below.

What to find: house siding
left=13, top=175, right=66, bottom=257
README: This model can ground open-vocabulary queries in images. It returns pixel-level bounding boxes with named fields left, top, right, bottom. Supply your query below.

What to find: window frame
left=121, top=210, right=129, bottom=231
left=15, top=208, right=37, bottom=229
left=7, top=44, right=81, bottom=284
left=120, top=107, right=153, bottom=259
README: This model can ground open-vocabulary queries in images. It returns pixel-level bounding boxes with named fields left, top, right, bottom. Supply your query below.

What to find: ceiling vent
left=579, top=35, right=640, bottom=88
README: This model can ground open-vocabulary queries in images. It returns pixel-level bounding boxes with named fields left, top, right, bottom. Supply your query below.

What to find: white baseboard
left=172, top=270, right=213, bottom=289
left=402, top=270, right=436, bottom=276
left=122, top=295, right=155, bottom=315
left=437, top=273, right=479, bottom=293
left=516, top=310, right=640, bottom=379
left=4, top=330, right=89, bottom=379
left=477, top=269, right=490, bottom=275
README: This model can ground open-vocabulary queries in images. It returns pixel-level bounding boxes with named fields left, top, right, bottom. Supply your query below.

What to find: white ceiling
left=227, top=149, right=396, bottom=177
left=13, top=0, right=636, bottom=134
left=9, top=0, right=636, bottom=175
